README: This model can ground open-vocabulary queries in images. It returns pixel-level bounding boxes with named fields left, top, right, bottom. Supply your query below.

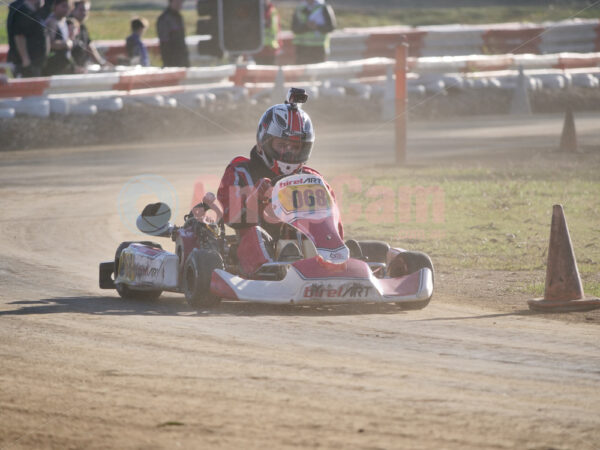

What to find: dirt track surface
left=1, top=114, right=600, bottom=449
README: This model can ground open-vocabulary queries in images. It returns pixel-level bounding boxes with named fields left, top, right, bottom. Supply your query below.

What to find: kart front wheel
left=388, top=251, right=435, bottom=286
left=184, top=249, right=224, bottom=309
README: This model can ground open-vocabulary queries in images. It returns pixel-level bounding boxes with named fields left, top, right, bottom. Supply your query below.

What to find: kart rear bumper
left=99, top=261, right=116, bottom=289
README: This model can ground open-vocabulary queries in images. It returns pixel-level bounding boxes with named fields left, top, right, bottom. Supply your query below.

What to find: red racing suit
left=217, top=146, right=343, bottom=276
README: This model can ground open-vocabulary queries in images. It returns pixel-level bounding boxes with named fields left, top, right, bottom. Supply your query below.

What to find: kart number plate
left=278, top=184, right=331, bottom=214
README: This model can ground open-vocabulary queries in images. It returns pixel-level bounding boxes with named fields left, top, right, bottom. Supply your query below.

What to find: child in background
left=126, top=17, right=150, bottom=66
left=67, top=18, right=80, bottom=44
left=66, top=18, right=85, bottom=73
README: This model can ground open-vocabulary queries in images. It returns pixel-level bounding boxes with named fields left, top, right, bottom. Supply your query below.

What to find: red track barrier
left=0, top=77, right=50, bottom=98
left=556, top=54, right=600, bottom=70
left=366, top=30, right=426, bottom=58
left=112, top=69, right=187, bottom=90
left=482, top=27, right=544, bottom=54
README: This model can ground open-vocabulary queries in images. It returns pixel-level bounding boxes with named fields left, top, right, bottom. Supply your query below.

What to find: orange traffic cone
left=528, top=205, right=600, bottom=312
left=559, top=107, right=577, bottom=153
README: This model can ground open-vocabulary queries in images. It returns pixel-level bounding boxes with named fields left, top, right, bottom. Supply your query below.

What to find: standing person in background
left=10, top=0, right=48, bottom=77
left=126, top=17, right=150, bottom=67
left=291, top=0, right=336, bottom=65
left=43, top=0, right=74, bottom=75
left=70, top=1, right=105, bottom=72
left=157, top=0, right=189, bottom=67
left=39, top=0, right=54, bottom=19
left=6, top=0, right=25, bottom=75
left=254, top=0, right=280, bottom=65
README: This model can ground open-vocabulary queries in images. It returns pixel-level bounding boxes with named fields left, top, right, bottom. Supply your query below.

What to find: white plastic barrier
left=0, top=108, right=15, bottom=119
left=1, top=97, right=50, bottom=117
left=420, top=25, right=487, bottom=57
left=422, top=67, right=600, bottom=91
left=47, top=72, right=121, bottom=94
left=94, top=97, right=124, bottom=112
left=71, top=103, right=98, bottom=116
left=411, top=52, right=600, bottom=73
left=540, top=20, right=599, bottom=54
left=13, top=80, right=235, bottom=118
left=186, top=65, right=236, bottom=82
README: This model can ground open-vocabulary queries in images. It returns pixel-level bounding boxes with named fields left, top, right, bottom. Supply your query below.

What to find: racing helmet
left=256, top=103, right=315, bottom=175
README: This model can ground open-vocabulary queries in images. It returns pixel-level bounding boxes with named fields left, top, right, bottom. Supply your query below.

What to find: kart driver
left=217, top=89, right=343, bottom=277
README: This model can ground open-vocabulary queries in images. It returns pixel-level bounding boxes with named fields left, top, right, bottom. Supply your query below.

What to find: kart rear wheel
left=114, top=241, right=163, bottom=301
left=184, top=249, right=224, bottom=309
left=388, top=251, right=435, bottom=285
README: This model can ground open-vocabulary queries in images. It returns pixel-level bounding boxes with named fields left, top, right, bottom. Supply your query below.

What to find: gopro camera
left=285, top=88, right=308, bottom=106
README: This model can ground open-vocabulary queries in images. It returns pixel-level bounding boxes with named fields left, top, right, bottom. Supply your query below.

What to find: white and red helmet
left=256, top=103, right=315, bottom=175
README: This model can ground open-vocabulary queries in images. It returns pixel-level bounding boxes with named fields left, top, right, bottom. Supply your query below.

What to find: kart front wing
left=210, top=258, right=433, bottom=308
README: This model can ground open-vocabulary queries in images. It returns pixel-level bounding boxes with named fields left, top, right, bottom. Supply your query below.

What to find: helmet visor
left=269, top=137, right=313, bottom=164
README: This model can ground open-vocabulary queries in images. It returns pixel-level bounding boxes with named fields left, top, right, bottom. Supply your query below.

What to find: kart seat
left=277, top=241, right=303, bottom=262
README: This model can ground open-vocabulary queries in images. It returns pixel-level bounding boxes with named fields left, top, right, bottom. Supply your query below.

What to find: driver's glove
left=247, top=178, right=272, bottom=206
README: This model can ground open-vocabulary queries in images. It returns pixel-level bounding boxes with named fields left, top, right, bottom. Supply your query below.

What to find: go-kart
left=99, top=173, right=434, bottom=310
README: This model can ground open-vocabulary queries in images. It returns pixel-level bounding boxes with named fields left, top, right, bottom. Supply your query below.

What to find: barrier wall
left=3, top=51, right=598, bottom=100
left=0, top=65, right=236, bottom=98
left=2, top=59, right=598, bottom=120
left=2, top=52, right=600, bottom=102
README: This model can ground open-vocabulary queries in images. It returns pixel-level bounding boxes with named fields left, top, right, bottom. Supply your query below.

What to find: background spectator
left=157, top=0, right=189, bottom=67
left=126, top=17, right=150, bottom=66
left=10, top=0, right=49, bottom=77
left=70, top=0, right=105, bottom=72
left=291, top=0, right=336, bottom=65
left=66, top=17, right=80, bottom=42
left=43, top=0, right=74, bottom=76
left=6, top=0, right=25, bottom=74
left=39, top=0, right=54, bottom=19
left=254, top=0, right=280, bottom=65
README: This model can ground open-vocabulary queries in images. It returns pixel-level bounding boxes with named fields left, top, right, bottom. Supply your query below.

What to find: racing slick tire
left=183, top=249, right=224, bottom=309
left=388, top=251, right=435, bottom=286
left=388, top=251, right=434, bottom=310
left=114, top=241, right=163, bottom=301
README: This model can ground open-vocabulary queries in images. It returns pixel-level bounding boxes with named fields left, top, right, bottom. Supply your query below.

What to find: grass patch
left=1, top=4, right=598, bottom=44
left=333, top=156, right=600, bottom=285
left=525, top=280, right=600, bottom=297
left=585, top=282, right=600, bottom=298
